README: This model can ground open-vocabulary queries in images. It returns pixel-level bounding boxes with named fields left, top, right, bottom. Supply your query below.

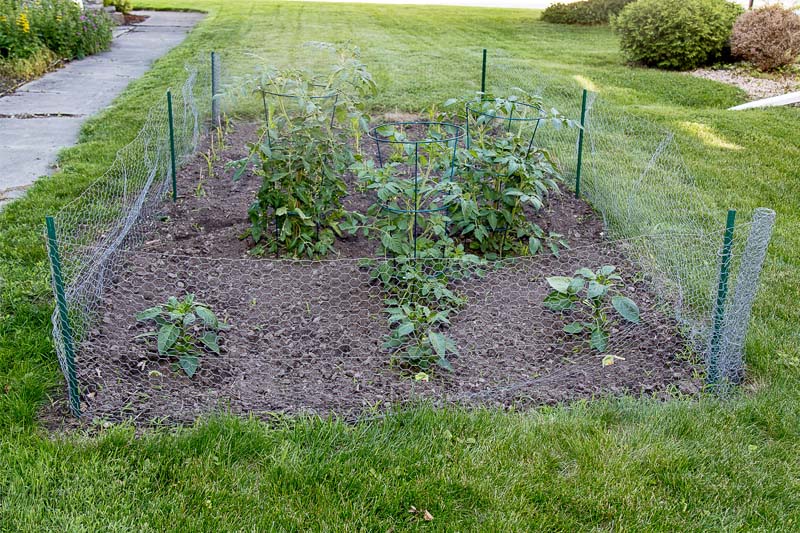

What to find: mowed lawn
left=1, top=1, right=799, bottom=530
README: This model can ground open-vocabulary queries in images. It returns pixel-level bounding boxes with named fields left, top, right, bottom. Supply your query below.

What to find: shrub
left=29, top=1, right=114, bottom=60
left=0, top=0, right=113, bottom=62
left=731, top=5, right=800, bottom=72
left=612, top=0, right=743, bottom=70
left=0, top=2, right=43, bottom=60
left=542, top=0, right=635, bottom=25
left=104, top=0, right=133, bottom=15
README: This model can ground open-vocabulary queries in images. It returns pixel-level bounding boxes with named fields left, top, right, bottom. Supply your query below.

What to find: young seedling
left=544, top=265, right=640, bottom=355
left=135, top=294, right=228, bottom=377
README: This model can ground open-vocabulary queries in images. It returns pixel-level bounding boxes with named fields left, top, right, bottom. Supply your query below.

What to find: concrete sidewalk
left=0, top=10, right=203, bottom=209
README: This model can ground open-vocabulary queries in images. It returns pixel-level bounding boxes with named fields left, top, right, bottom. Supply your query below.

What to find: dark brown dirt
left=123, top=13, right=149, bottom=25
left=47, top=118, right=701, bottom=427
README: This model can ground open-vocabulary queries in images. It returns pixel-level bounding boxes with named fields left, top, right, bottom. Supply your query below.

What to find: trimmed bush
left=104, top=0, right=134, bottom=15
left=731, top=5, right=800, bottom=72
left=542, top=0, right=634, bottom=25
left=612, top=0, right=743, bottom=70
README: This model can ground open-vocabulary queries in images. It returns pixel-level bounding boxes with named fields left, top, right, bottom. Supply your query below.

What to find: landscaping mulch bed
left=691, top=66, right=800, bottom=100
left=50, top=118, right=701, bottom=426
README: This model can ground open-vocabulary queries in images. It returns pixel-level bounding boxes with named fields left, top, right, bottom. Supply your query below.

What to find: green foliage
left=349, top=122, right=478, bottom=372
left=361, top=257, right=483, bottom=371
left=542, top=0, right=634, bottom=25
left=135, top=294, right=228, bottom=377
left=544, top=265, right=640, bottom=355
left=447, top=93, right=572, bottom=258
left=0, top=0, right=114, bottom=64
left=230, top=43, right=375, bottom=258
left=348, top=120, right=463, bottom=258
left=244, top=113, right=353, bottom=258
left=612, top=0, right=743, bottom=70
left=103, top=0, right=133, bottom=14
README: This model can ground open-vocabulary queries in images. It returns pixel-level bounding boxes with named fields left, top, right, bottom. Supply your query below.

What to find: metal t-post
left=45, top=216, right=81, bottom=416
left=717, top=208, right=776, bottom=385
left=707, top=209, right=737, bottom=386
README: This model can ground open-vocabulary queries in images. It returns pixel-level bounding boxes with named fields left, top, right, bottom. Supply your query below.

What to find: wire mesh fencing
left=45, top=48, right=775, bottom=423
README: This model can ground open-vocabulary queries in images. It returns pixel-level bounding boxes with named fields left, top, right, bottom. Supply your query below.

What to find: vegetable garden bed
left=63, top=118, right=699, bottom=424
left=43, top=47, right=773, bottom=426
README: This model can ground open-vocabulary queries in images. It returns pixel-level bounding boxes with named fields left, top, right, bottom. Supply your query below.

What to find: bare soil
left=48, top=119, right=701, bottom=427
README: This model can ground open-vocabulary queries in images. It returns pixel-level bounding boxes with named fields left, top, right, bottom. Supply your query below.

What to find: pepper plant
left=543, top=265, right=640, bottom=355
left=135, top=294, right=228, bottom=378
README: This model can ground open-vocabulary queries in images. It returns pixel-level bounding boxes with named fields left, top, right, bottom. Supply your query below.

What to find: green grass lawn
left=1, top=1, right=799, bottom=530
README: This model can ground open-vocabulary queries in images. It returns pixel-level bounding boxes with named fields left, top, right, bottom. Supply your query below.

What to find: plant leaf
left=136, top=307, right=161, bottom=321
left=201, top=331, right=220, bottom=354
left=396, top=322, right=414, bottom=337
left=436, top=357, right=453, bottom=372
left=586, top=281, right=607, bottom=299
left=590, top=327, right=609, bottom=352
left=563, top=322, right=584, bottom=334
left=179, top=355, right=199, bottom=377
left=612, top=295, right=640, bottom=323
left=429, top=331, right=446, bottom=356
left=543, top=291, right=575, bottom=312
left=546, top=276, right=572, bottom=294
left=157, top=324, right=180, bottom=354
left=195, top=306, right=218, bottom=328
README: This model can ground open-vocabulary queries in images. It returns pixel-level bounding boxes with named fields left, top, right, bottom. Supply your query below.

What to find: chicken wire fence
left=45, top=49, right=775, bottom=423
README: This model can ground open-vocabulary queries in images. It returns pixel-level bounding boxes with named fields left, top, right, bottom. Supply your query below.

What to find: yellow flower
left=16, top=12, right=30, bottom=33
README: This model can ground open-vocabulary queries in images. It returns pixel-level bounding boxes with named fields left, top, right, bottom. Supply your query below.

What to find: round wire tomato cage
left=367, top=121, right=466, bottom=259
left=257, top=81, right=340, bottom=147
left=465, top=99, right=545, bottom=156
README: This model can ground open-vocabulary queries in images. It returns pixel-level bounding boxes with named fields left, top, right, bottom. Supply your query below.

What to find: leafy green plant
left=612, top=0, right=743, bottom=70
left=0, top=0, right=113, bottom=64
left=229, top=43, right=375, bottom=258
left=234, top=114, right=353, bottom=258
left=362, top=257, right=481, bottom=371
left=544, top=265, right=640, bottom=354
left=103, top=0, right=133, bottom=14
left=542, top=0, right=634, bottom=25
left=446, top=93, right=573, bottom=258
left=345, top=121, right=465, bottom=259
left=135, top=294, right=228, bottom=378
left=347, top=122, right=483, bottom=372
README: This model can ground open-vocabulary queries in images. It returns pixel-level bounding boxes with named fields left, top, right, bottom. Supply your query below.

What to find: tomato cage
left=367, top=121, right=465, bottom=259
left=465, top=98, right=546, bottom=156
left=255, top=77, right=340, bottom=147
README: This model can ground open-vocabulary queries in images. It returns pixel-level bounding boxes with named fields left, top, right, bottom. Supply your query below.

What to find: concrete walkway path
left=0, top=10, right=203, bottom=208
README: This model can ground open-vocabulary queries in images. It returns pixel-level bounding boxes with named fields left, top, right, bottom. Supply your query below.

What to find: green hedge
left=612, top=0, right=743, bottom=70
left=541, top=0, right=635, bottom=25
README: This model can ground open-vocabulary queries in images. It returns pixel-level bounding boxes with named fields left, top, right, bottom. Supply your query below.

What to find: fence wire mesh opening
left=45, top=48, right=775, bottom=424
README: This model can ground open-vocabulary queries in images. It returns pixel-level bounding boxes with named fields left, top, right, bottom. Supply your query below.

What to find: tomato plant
left=445, top=93, right=576, bottom=258
left=229, top=42, right=375, bottom=258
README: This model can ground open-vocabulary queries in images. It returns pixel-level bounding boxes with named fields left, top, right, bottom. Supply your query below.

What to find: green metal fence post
left=167, top=89, right=177, bottom=201
left=707, top=209, right=737, bottom=386
left=575, top=89, right=588, bottom=199
left=481, top=48, right=487, bottom=94
left=211, top=51, right=220, bottom=127
left=45, top=216, right=81, bottom=417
